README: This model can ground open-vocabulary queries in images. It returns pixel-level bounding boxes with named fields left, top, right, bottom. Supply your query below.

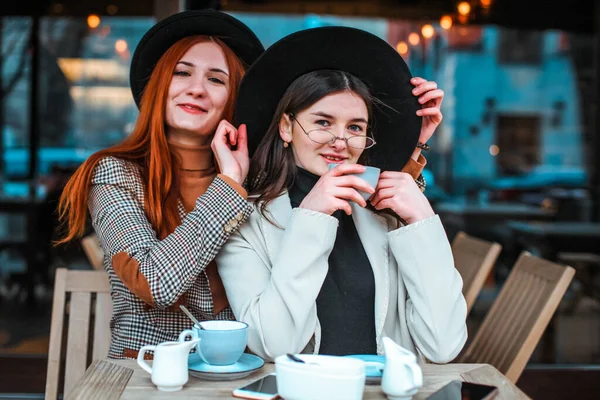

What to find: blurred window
left=495, top=115, right=541, bottom=176
left=1, top=16, right=155, bottom=179
left=498, top=29, right=543, bottom=64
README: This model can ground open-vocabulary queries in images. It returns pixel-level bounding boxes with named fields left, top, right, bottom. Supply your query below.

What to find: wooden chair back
left=452, top=231, right=502, bottom=313
left=459, top=252, right=575, bottom=383
left=46, top=268, right=112, bottom=400
left=81, top=234, right=105, bottom=271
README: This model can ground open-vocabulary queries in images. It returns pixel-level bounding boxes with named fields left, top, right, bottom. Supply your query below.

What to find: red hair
left=57, top=36, right=246, bottom=244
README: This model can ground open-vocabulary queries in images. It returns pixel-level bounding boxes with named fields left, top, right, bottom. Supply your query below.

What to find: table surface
left=71, top=360, right=530, bottom=400
left=436, top=202, right=554, bottom=217
left=506, top=221, right=600, bottom=237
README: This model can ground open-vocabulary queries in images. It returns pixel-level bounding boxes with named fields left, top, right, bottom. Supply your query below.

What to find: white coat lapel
left=260, top=192, right=293, bottom=263
left=351, top=202, right=391, bottom=348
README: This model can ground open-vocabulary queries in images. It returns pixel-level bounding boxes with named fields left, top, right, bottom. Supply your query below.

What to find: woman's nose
left=187, top=78, right=207, bottom=97
left=329, top=135, right=348, bottom=151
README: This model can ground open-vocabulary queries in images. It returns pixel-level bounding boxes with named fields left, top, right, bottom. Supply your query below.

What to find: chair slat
left=505, top=268, right=574, bottom=381
left=81, top=234, right=105, bottom=271
left=466, top=261, right=530, bottom=361
left=66, top=270, right=110, bottom=292
left=452, top=232, right=501, bottom=313
left=45, top=269, right=68, bottom=400
left=92, top=293, right=113, bottom=360
left=64, top=292, right=92, bottom=397
left=476, top=272, right=534, bottom=364
left=492, top=275, right=544, bottom=369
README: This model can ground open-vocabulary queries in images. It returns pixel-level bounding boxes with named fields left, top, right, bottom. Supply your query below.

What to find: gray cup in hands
left=328, top=163, right=381, bottom=200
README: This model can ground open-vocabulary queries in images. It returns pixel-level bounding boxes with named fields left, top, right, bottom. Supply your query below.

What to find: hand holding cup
left=299, top=164, right=376, bottom=216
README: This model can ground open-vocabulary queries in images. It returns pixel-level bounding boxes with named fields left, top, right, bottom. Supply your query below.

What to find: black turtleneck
left=288, top=167, right=377, bottom=356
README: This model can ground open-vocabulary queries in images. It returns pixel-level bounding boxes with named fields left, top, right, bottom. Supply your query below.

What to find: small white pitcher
left=381, top=337, right=423, bottom=400
left=137, top=339, right=200, bottom=392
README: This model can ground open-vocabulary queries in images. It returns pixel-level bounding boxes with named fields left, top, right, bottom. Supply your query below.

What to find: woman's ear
left=279, top=113, right=293, bottom=144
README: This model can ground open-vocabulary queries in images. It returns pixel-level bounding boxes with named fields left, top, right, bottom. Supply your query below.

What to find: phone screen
left=427, top=380, right=498, bottom=400
left=237, top=374, right=278, bottom=395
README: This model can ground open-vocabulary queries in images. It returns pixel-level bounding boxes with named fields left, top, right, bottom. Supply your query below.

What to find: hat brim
left=130, top=10, right=264, bottom=108
left=234, top=26, right=421, bottom=171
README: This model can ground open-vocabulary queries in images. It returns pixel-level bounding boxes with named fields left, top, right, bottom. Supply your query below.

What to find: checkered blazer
left=89, top=156, right=253, bottom=359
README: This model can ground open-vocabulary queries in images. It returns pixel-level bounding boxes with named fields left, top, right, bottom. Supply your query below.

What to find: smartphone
left=232, top=373, right=279, bottom=400
left=427, top=380, right=498, bottom=400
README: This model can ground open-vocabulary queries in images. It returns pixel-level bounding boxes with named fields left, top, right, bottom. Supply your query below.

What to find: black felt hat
left=130, top=10, right=264, bottom=108
left=234, top=26, right=421, bottom=171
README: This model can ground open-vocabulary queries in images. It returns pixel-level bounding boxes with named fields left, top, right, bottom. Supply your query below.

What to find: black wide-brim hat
left=234, top=26, right=421, bottom=170
left=130, top=10, right=264, bottom=108
left=234, top=26, right=421, bottom=171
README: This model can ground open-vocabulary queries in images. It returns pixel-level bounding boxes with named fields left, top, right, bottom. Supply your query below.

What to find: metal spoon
left=286, top=353, right=306, bottom=363
left=179, top=304, right=205, bottom=330
left=286, top=353, right=319, bottom=365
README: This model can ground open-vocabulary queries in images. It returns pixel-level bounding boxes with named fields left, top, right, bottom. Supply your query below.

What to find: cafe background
left=0, top=0, right=597, bottom=398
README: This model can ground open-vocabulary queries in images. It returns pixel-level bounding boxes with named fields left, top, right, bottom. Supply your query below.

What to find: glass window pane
left=36, top=16, right=155, bottom=175
left=2, top=17, right=31, bottom=179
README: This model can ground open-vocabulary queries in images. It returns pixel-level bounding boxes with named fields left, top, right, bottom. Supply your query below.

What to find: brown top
left=403, top=153, right=427, bottom=179
left=169, top=141, right=243, bottom=315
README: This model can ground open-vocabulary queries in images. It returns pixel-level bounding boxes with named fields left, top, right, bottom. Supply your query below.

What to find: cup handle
left=178, top=329, right=197, bottom=342
left=178, top=330, right=208, bottom=364
left=405, top=363, right=423, bottom=391
left=137, top=345, right=155, bottom=375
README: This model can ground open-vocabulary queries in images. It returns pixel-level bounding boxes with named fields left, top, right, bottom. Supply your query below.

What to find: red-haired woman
left=56, top=10, right=264, bottom=359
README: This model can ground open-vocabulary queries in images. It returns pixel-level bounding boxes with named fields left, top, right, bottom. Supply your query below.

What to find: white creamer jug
left=137, top=339, right=200, bottom=391
left=381, top=337, right=423, bottom=400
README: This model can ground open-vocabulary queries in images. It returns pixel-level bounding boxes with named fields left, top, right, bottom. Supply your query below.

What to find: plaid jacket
left=89, top=156, right=253, bottom=359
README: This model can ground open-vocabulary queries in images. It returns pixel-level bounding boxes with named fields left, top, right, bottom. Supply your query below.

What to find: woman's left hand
left=370, top=171, right=435, bottom=225
left=411, top=77, right=444, bottom=145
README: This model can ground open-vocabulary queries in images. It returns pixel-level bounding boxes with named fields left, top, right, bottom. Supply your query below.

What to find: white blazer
left=217, top=193, right=468, bottom=363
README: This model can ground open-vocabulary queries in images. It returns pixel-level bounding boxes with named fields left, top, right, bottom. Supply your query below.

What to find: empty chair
left=459, top=252, right=575, bottom=383
left=46, top=268, right=112, bottom=400
left=451, top=231, right=502, bottom=313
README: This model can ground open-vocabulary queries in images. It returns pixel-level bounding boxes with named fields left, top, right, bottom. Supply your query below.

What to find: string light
left=458, top=1, right=471, bottom=16
left=87, top=14, right=100, bottom=29
left=408, top=32, right=420, bottom=46
left=421, top=24, right=435, bottom=39
left=440, top=15, right=453, bottom=30
left=115, top=39, right=128, bottom=53
left=396, top=41, right=408, bottom=55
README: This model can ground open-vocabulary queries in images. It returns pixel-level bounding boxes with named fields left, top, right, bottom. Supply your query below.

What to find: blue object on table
left=188, top=353, right=264, bottom=381
left=344, top=354, right=385, bottom=384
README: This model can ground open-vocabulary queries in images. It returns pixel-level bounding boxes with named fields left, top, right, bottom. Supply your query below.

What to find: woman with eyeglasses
left=216, top=27, right=467, bottom=363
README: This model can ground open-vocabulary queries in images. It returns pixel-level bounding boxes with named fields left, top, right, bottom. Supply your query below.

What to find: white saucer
left=188, top=353, right=265, bottom=381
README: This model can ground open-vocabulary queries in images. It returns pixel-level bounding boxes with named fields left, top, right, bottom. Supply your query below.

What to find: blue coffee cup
left=178, top=320, right=248, bottom=366
left=328, top=163, right=381, bottom=200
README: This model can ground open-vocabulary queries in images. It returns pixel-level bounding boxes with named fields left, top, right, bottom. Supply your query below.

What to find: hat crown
left=129, top=10, right=264, bottom=108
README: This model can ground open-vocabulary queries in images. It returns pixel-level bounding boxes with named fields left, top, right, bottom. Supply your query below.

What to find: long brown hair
left=56, top=36, right=246, bottom=244
left=247, top=70, right=376, bottom=222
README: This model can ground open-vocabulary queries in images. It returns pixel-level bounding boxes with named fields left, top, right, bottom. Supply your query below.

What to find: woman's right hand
left=299, top=164, right=375, bottom=216
left=211, top=120, right=250, bottom=185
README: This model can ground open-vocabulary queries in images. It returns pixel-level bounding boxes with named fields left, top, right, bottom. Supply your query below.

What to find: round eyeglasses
left=291, top=115, right=376, bottom=150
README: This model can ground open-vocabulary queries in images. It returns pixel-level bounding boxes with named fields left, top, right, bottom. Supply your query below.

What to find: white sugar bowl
left=275, top=354, right=366, bottom=400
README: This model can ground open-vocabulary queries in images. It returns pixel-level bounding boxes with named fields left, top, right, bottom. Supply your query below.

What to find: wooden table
left=507, top=221, right=600, bottom=260
left=435, top=201, right=555, bottom=242
left=70, top=360, right=530, bottom=400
